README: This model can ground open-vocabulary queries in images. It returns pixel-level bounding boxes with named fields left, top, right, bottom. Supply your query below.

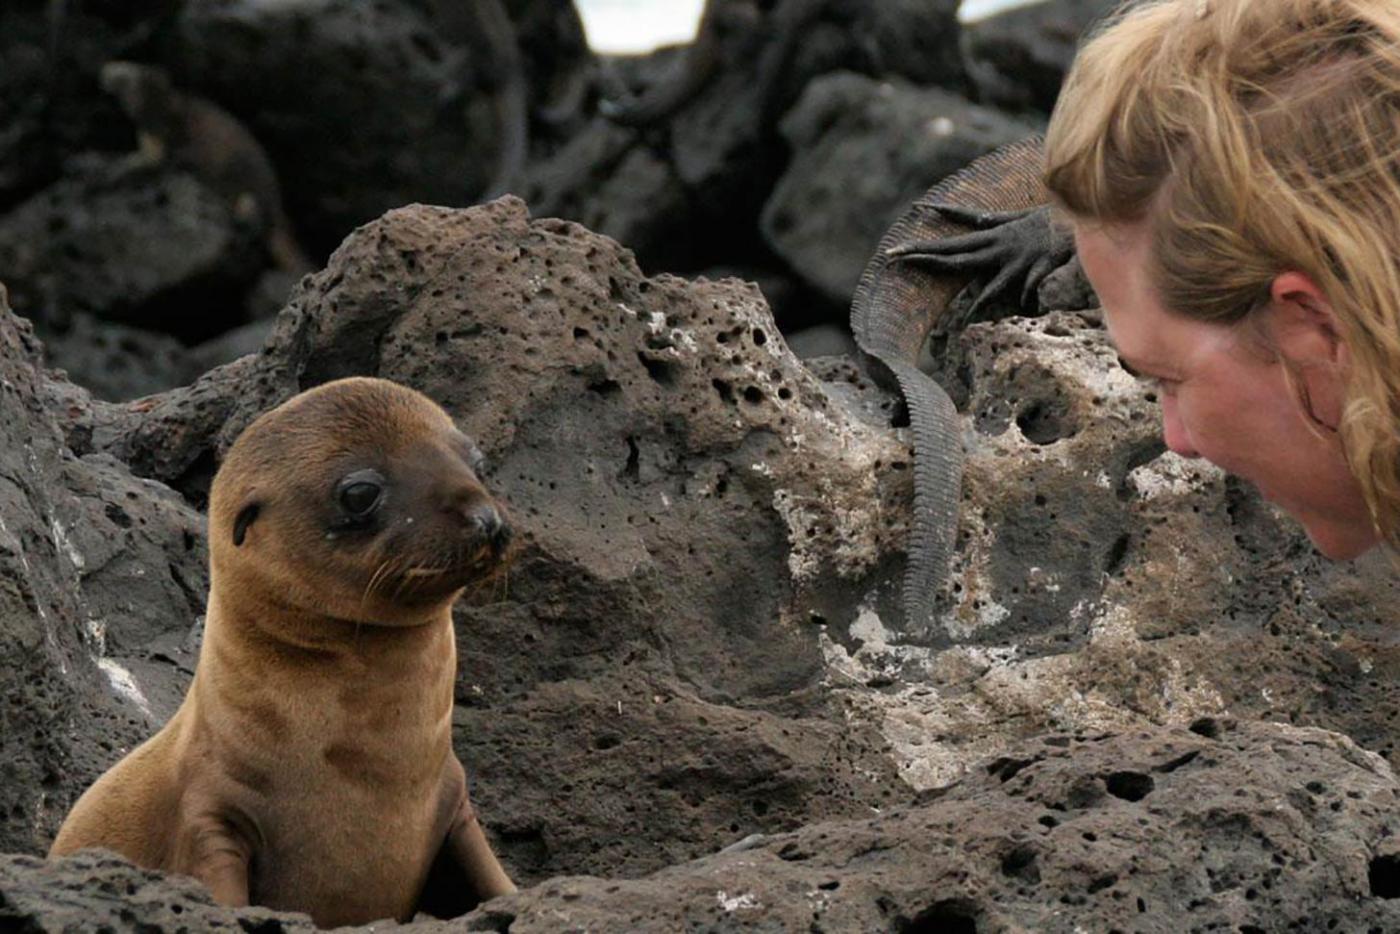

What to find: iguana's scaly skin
left=600, top=0, right=736, bottom=127
left=428, top=0, right=529, bottom=199
left=851, top=136, right=1048, bottom=632
left=601, top=0, right=825, bottom=128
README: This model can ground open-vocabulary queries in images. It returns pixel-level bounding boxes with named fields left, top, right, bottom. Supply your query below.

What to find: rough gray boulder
left=36, top=312, right=190, bottom=402
left=0, top=1, right=171, bottom=209
left=22, top=197, right=914, bottom=880
left=455, top=719, right=1400, bottom=932
left=505, top=0, right=593, bottom=137
left=830, top=308, right=1400, bottom=792
left=761, top=72, right=1040, bottom=305
left=0, top=850, right=314, bottom=932
left=8, top=721, right=1400, bottom=932
left=524, top=118, right=694, bottom=276
left=661, top=0, right=967, bottom=194
left=0, top=292, right=207, bottom=856
left=0, top=157, right=263, bottom=340
left=528, top=0, right=965, bottom=281
left=0, top=301, right=91, bottom=857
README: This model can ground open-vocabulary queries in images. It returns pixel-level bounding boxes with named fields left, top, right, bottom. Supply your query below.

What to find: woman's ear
left=1266, top=270, right=1349, bottom=429
left=232, top=502, right=261, bottom=547
left=1268, top=271, right=1346, bottom=363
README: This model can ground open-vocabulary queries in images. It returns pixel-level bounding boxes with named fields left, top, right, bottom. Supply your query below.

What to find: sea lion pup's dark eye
left=335, top=469, right=385, bottom=519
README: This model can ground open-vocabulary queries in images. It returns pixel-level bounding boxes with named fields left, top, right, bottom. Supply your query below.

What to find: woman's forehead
left=1075, top=221, right=1234, bottom=377
left=1075, top=226, right=1161, bottom=347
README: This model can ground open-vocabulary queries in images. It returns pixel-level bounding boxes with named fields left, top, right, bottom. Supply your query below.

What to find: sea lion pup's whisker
left=370, top=558, right=393, bottom=597
left=393, top=557, right=429, bottom=600
left=360, top=564, right=380, bottom=607
left=460, top=560, right=510, bottom=607
left=391, top=566, right=415, bottom=600
left=402, top=566, right=448, bottom=579
left=372, top=552, right=413, bottom=600
left=457, top=571, right=494, bottom=606
left=362, top=558, right=393, bottom=608
left=46, top=376, right=518, bottom=925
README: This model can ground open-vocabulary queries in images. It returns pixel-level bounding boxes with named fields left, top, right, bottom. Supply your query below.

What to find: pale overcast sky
left=573, top=0, right=1044, bottom=55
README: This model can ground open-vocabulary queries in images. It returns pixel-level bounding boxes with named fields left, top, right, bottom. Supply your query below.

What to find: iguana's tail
left=850, top=136, right=1047, bottom=634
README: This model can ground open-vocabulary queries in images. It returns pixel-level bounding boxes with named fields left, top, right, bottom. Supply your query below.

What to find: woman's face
left=1074, top=220, right=1379, bottom=560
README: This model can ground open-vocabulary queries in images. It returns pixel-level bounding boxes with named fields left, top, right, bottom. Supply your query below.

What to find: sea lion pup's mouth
left=369, top=498, right=517, bottom=603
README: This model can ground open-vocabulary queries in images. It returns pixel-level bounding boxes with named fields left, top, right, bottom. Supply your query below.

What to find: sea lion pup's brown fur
left=50, top=377, right=517, bottom=926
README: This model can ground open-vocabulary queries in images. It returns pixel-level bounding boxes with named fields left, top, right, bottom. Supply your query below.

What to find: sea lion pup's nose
left=448, top=491, right=513, bottom=555
left=465, top=502, right=502, bottom=537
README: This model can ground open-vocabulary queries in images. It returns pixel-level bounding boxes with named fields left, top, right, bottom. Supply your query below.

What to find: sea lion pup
left=99, top=60, right=314, bottom=276
left=50, top=377, right=517, bottom=927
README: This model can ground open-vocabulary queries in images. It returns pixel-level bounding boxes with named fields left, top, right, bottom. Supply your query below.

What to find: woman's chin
left=1299, top=514, right=1381, bottom=561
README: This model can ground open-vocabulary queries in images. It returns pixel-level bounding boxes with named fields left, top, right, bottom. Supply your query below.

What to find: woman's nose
left=1160, top=394, right=1200, bottom=459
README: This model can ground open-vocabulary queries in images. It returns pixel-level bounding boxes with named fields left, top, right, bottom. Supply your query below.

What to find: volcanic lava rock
left=0, top=291, right=207, bottom=856
left=0, top=850, right=313, bottom=933
left=172, top=0, right=500, bottom=254
left=456, top=720, right=1400, bottom=932
left=6, top=193, right=1400, bottom=932
left=527, top=0, right=966, bottom=280
left=36, top=313, right=190, bottom=402
left=10, top=721, right=1400, bottom=933
left=0, top=0, right=177, bottom=210
left=0, top=157, right=263, bottom=340
left=25, top=197, right=915, bottom=880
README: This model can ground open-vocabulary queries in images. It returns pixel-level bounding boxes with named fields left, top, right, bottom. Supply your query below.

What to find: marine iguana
left=600, top=0, right=827, bottom=128
left=851, top=136, right=1072, bottom=632
left=99, top=60, right=313, bottom=276
left=428, top=0, right=530, bottom=199
left=599, top=0, right=751, bottom=126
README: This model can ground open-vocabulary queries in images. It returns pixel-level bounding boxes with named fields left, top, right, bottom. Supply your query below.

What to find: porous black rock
left=0, top=291, right=207, bottom=856
left=0, top=157, right=263, bottom=340
left=454, top=720, right=1400, bottom=932
left=17, top=197, right=914, bottom=879
left=172, top=0, right=501, bottom=254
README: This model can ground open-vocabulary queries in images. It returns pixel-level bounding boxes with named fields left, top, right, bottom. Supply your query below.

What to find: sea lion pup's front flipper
left=444, top=791, right=516, bottom=898
left=177, top=810, right=254, bottom=907
left=416, top=758, right=515, bottom=917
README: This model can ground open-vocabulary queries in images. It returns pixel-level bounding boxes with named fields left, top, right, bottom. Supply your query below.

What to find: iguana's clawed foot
left=884, top=204, right=1073, bottom=324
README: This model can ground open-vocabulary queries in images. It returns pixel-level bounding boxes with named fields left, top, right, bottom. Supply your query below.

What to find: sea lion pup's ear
left=232, top=503, right=261, bottom=547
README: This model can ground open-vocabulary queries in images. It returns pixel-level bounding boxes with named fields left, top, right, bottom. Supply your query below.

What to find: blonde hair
left=1045, top=0, right=1400, bottom=550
